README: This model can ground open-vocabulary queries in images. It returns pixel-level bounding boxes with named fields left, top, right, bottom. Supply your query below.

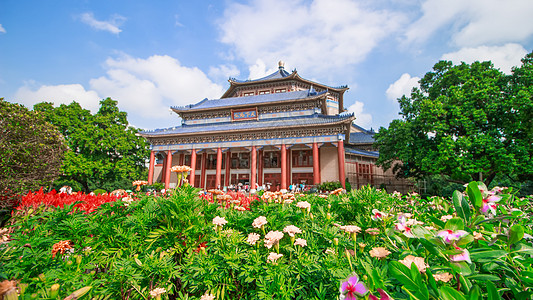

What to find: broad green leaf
left=469, top=250, right=507, bottom=263
left=425, top=269, right=439, bottom=298
left=466, top=182, right=482, bottom=210
left=445, top=217, right=464, bottom=231
left=439, top=286, right=466, bottom=300
left=453, top=190, right=470, bottom=223
left=466, top=274, right=501, bottom=281
left=469, top=285, right=481, bottom=300
left=449, top=261, right=472, bottom=276
left=508, top=224, right=524, bottom=245
left=389, top=261, right=418, bottom=290
left=511, top=243, right=533, bottom=255
left=459, top=275, right=472, bottom=294
left=486, top=280, right=501, bottom=300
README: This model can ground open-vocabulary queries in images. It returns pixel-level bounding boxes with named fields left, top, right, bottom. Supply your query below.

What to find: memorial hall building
left=140, top=62, right=411, bottom=192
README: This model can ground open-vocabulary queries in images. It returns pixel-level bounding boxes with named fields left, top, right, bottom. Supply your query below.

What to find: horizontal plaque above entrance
left=231, top=108, right=258, bottom=121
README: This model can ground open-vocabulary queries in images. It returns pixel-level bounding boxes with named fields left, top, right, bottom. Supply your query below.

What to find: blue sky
left=2, top=0, right=533, bottom=131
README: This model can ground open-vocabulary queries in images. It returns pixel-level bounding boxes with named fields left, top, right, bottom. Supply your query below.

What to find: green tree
left=0, top=98, right=67, bottom=223
left=34, top=98, right=150, bottom=192
left=376, top=57, right=533, bottom=187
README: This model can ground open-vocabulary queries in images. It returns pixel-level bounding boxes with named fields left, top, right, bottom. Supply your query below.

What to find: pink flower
left=371, top=209, right=388, bottom=221
left=437, top=229, right=469, bottom=244
left=340, top=274, right=368, bottom=300
left=481, top=193, right=501, bottom=216
left=369, top=289, right=391, bottom=300
left=450, top=247, right=471, bottom=264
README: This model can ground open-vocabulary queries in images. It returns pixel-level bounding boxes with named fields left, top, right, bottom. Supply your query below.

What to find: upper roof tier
left=221, top=61, right=349, bottom=99
left=172, top=88, right=326, bottom=113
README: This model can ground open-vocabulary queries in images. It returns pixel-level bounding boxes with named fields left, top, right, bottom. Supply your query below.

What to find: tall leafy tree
left=34, top=98, right=150, bottom=192
left=0, top=98, right=67, bottom=223
left=376, top=56, right=533, bottom=186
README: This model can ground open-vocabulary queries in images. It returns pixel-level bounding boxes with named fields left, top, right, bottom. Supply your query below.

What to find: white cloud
left=14, top=83, right=101, bottom=112
left=89, top=54, right=225, bottom=127
left=247, top=59, right=278, bottom=80
left=386, top=73, right=420, bottom=101
left=441, top=43, right=528, bottom=74
left=218, top=0, right=405, bottom=75
left=79, top=12, right=126, bottom=35
left=347, top=101, right=373, bottom=129
left=12, top=54, right=226, bottom=129
left=0, top=24, right=6, bottom=33
left=405, top=0, right=533, bottom=47
left=208, top=64, right=240, bottom=83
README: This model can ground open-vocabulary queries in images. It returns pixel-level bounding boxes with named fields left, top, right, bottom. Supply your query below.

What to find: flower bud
left=326, top=213, right=332, bottom=220
left=38, top=273, right=46, bottom=281
left=50, top=283, right=60, bottom=298
left=333, top=238, right=339, bottom=246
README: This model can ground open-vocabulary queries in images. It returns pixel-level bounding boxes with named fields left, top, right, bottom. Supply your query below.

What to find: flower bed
left=1, top=183, right=532, bottom=299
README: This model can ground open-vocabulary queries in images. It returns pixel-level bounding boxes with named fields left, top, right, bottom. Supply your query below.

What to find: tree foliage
left=376, top=54, right=533, bottom=186
left=0, top=98, right=67, bottom=222
left=34, top=98, right=150, bottom=192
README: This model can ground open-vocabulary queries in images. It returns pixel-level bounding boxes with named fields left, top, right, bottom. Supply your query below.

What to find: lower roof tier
left=140, top=112, right=355, bottom=138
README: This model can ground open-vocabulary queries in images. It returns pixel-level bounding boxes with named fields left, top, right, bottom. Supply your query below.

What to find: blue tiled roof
left=349, top=132, right=375, bottom=144
left=230, top=68, right=291, bottom=83
left=172, top=89, right=326, bottom=111
left=345, top=147, right=379, bottom=158
left=140, top=113, right=354, bottom=137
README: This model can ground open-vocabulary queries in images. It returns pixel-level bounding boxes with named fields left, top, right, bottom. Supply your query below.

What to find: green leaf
left=469, top=250, right=507, bottom=263
left=466, top=182, right=482, bottom=210
left=445, top=217, right=464, bottom=231
left=511, top=243, right=533, bottom=255
left=466, top=274, right=501, bottom=281
left=486, top=280, right=501, bottom=300
left=453, top=190, right=470, bottom=223
left=389, top=261, right=418, bottom=290
left=425, top=269, right=439, bottom=298
left=468, top=285, right=481, bottom=300
left=449, top=261, right=472, bottom=276
left=439, top=286, right=466, bottom=300
left=508, top=224, right=524, bottom=245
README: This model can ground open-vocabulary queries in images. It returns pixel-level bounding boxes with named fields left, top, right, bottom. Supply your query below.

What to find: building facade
left=139, top=62, right=412, bottom=192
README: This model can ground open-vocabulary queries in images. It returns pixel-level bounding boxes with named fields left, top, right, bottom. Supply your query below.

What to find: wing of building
left=139, top=61, right=412, bottom=192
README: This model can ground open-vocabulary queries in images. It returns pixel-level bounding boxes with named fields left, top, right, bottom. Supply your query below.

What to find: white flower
left=294, top=238, right=307, bottom=247
left=267, top=252, right=283, bottom=263
left=246, top=233, right=261, bottom=245
left=296, top=201, right=311, bottom=209
left=252, top=216, right=268, bottom=228
left=283, top=225, right=302, bottom=237
left=200, top=293, right=215, bottom=300
left=149, top=287, right=166, bottom=297
left=212, top=216, right=228, bottom=227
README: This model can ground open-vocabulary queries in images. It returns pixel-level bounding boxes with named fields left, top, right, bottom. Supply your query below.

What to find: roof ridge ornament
left=278, top=60, right=285, bottom=70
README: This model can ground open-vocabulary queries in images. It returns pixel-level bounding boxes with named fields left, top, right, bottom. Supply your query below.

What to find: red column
left=337, top=141, right=346, bottom=188
left=312, top=143, right=320, bottom=185
left=281, top=144, right=287, bottom=190
left=164, top=150, right=172, bottom=189
left=251, top=146, right=257, bottom=191
left=287, top=148, right=291, bottom=186
left=225, top=151, right=231, bottom=187
left=161, top=156, right=167, bottom=183
left=216, top=148, right=222, bottom=189
left=258, top=149, right=263, bottom=186
left=190, top=150, right=197, bottom=187
left=148, top=151, right=155, bottom=184
left=200, top=153, right=207, bottom=189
